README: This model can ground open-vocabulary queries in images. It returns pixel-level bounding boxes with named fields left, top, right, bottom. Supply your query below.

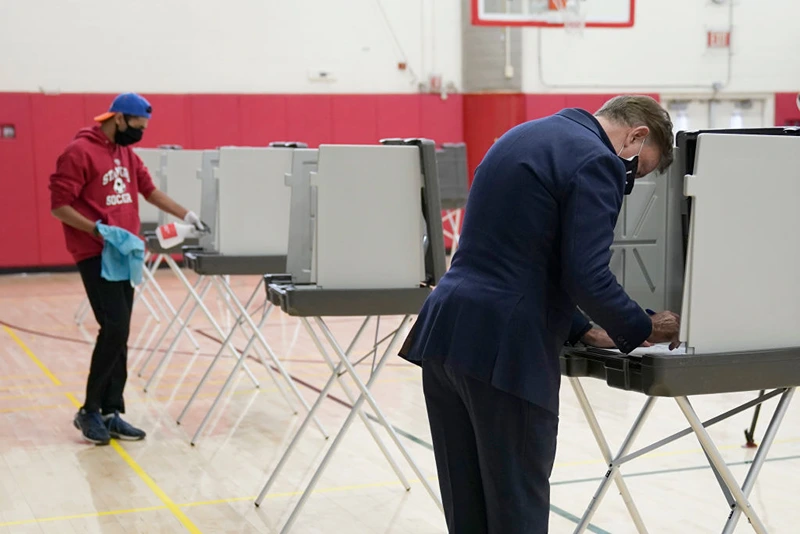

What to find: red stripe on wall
left=332, top=95, right=379, bottom=144
left=463, top=93, right=527, bottom=186
left=0, top=90, right=788, bottom=269
left=0, top=94, right=40, bottom=267
left=190, top=95, right=243, bottom=148
left=30, top=94, right=88, bottom=266
left=285, top=96, right=334, bottom=148
left=239, top=95, right=288, bottom=146
left=775, top=93, right=800, bottom=126
left=0, top=92, right=466, bottom=268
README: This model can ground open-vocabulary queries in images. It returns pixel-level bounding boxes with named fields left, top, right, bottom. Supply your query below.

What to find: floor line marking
left=3, top=326, right=203, bottom=534
left=0, top=506, right=167, bottom=528
left=3, top=325, right=62, bottom=386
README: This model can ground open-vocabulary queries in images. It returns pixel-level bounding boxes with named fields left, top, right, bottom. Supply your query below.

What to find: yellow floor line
left=3, top=327, right=203, bottom=534
left=0, top=506, right=167, bottom=528
left=3, top=326, right=62, bottom=386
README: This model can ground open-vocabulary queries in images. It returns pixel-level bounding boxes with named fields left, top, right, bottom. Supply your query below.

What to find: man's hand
left=581, top=327, right=616, bottom=348
left=582, top=327, right=652, bottom=349
left=647, top=311, right=681, bottom=350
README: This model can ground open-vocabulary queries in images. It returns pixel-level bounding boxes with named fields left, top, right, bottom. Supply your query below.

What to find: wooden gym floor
left=2, top=270, right=800, bottom=533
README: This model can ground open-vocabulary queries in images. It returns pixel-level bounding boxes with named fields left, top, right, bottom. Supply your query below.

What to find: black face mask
left=114, top=122, right=144, bottom=146
left=621, top=155, right=639, bottom=195
left=618, top=136, right=647, bottom=195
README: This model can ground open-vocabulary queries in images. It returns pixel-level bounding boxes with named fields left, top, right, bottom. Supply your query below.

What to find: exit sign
left=707, top=30, right=731, bottom=48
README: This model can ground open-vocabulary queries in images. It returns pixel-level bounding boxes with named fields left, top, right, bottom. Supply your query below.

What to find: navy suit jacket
left=399, top=108, right=653, bottom=415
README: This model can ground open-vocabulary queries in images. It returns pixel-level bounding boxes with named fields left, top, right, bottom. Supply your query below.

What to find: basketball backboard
left=471, top=0, right=635, bottom=29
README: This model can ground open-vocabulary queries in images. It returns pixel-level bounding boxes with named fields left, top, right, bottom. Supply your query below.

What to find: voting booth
left=563, top=127, right=800, bottom=534
left=137, top=145, right=324, bottom=443
left=132, top=148, right=207, bottom=364
left=175, top=143, right=329, bottom=445
left=252, top=138, right=447, bottom=533
left=134, top=147, right=162, bottom=232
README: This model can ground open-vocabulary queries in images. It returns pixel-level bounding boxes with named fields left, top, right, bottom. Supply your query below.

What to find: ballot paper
left=610, top=343, right=687, bottom=356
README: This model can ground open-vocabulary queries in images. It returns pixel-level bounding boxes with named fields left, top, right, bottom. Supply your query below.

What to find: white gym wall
left=0, top=0, right=462, bottom=94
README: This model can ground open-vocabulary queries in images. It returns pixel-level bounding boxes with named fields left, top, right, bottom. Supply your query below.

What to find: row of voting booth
left=72, top=127, right=800, bottom=533
left=112, top=138, right=456, bottom=533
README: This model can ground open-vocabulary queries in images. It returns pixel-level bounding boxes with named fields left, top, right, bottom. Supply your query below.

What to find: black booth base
left=561, top=346, right=800, bottom=397
left=183, top=252, right=287, bottom=276
left=144, top=235, right=201, bottom=255
left=266, top=282, right=431, bottom=317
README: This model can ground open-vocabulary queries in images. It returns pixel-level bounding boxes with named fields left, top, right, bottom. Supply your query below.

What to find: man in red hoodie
left=49, top=93, right=203, bottom=445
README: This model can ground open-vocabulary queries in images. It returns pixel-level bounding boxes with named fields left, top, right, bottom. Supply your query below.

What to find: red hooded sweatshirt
left=49, top=125, right=156, bottom=263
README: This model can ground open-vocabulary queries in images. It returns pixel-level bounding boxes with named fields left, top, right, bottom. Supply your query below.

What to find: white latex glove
left=183, top=210, right=204, bottom=231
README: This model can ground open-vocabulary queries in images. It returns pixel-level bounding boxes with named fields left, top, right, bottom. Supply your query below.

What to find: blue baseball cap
left=94, top=92, right=153, bottom=122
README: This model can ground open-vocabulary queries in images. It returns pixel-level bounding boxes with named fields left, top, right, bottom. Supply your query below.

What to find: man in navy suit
left=399, top=95, right=681, bottom=533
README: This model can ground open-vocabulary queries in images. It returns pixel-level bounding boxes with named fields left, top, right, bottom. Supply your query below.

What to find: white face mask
left=617, top=136, right=647, bottom=195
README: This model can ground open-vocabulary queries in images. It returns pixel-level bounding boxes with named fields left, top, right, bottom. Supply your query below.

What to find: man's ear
left=631, top=125, right=650, bottom=143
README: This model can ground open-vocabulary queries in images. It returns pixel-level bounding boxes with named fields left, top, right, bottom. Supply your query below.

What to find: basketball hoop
left=549, top=0, right=586, bottom=35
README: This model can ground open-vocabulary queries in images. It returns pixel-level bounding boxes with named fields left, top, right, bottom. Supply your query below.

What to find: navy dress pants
left=422, top=359, right=559, bottom=534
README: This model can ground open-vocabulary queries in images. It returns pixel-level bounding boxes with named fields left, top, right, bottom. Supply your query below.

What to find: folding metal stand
left=441, top=208, right=463, bottom=254
left=138, top=253, right=262, bottom=393
left=174, top=263, right=329, bottom=443
left=251, top=284, right=443, bottom=534
left=561, top=346, right=800, bottom=534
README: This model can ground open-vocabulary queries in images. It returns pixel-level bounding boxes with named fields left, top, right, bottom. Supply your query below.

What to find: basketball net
left=548, top=0, right=586, bottom=35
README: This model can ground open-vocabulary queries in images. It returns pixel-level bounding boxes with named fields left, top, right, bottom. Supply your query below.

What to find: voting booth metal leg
left=254, top=316, right=424, bottom=511
left=442, top=209, right=462, bottom=254
left=299, top=317, right=410, bottom=489
left=140, top=254, right=200, bottom=351
left=675, top=397, right=768, bottom=534
left=721, top=388, right=794, bottom=534
left=176, top=278, right=271, bottom=429
left=182, top=301, right=277, bottom=444
left=142, top=276, right=215, bottom=392
left=133, top=253, right=164, bottom=322
left=208, top=277, right=329, bottom=439
left=180, top=278, right=323, bottom=445
left=572, top=384, right=790, bottom=534
left=159, top=256, right=261, bottom=389
left=573, top=392, right=656, bottom=534
left=272, top=316, right=441, bottom=533
left=141, top=264, right=260, bottom=392
left=568, top=378, right=649, bottom=534
left=137, top=274, right=210, bottom=378
left=74, top=297, right=90, bottom=325
left=128, top=253, right=165, bottom=360
left=253, top=315, right=384, bottom=507
left=210, top=277, right=293, bottom=400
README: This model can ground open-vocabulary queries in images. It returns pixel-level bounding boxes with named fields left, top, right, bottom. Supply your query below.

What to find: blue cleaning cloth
left=96, top=222, right=145, bottom=286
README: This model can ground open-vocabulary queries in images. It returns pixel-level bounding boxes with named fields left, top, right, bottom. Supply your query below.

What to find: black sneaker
left=103, top=412, right=146, bottom=441
left=73, top=409, right=111, bottom=445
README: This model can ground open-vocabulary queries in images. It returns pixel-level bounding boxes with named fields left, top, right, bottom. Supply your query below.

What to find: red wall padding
left=0, top=94, right=40, bottom=267
left=775, top=93, right=800, bottom=126
left=0, top=92, right=464, bottom=268
left=462, top=93, right=527, bottom=186
left=1, top=90, right=788, bottom=269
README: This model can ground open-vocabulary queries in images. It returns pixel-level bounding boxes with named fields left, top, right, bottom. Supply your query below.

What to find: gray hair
left=595, top=95, right=674, bottom=174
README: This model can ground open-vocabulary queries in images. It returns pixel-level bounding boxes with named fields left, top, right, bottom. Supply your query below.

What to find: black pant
left=77, top=256, right=134, bottom=415
left=422, top=359, right=559, bottom=534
